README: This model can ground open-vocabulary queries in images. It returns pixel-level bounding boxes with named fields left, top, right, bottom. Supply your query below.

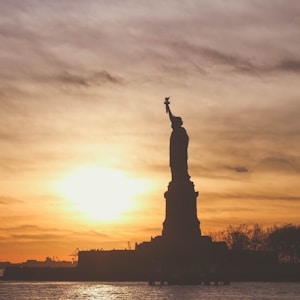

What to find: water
left=0, top=281, right=300, bottom=299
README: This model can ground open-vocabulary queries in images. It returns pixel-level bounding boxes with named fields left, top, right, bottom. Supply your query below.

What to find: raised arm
left=164, top=97, right=174, bottom=123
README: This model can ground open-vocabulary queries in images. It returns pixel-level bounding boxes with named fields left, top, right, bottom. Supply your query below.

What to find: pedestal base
left=162, top=180, right=201, bottom=240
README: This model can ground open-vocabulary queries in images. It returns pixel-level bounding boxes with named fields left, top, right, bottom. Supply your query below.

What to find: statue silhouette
left=164, top=97, right=190, bottom=182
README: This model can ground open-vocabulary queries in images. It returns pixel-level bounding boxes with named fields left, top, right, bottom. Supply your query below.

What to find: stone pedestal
left=162, top=179, right=201, bottom=242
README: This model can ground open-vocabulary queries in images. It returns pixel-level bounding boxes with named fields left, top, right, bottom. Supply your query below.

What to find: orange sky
left=1, top=1, right=300, bottom=263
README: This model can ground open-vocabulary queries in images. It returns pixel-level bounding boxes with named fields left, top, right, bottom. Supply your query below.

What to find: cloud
left=54, top=70, right=124, bottom=87
left=202, top=192, right=300, bottom=202
left=258, top=156, right=300, bottom=173
left=226, top=166, right=249, bottom=173
left=199, top=47, right=255, bottom=72
left=85, top=230, right=110, bottom=238
left=0, top=196, right=23, bottom=205
left=202, top=207, right=256, bottom=214
left=0, top=0, right=299, bottom=92
left=57, top=72, right=89, bottom=87
left=270, top=59, right=300, bottom=73
left=0, top=224, right=110, bottom=242
left=189, top=47, right=300, bottom=76
left=157, top=38, right=300, bottom=77
left=189, top=162, right=252, bottom=180
left=236, top=58, right=300, bottom=75
left=0, top=155, right=55, bottom=175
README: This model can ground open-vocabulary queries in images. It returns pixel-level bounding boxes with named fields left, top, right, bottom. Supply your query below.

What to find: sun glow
left=58, top=167, right=147, bottom=221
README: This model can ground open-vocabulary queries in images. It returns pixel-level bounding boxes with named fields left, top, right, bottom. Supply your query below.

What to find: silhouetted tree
left=228, top=225, right=251, bottom=250
left=207, top=223, right=300, bottom=262
left=249, top=224, right=267, bottom=251
left=208, top=224, right=251, bottom=250
left=267, top=224, right=300, bottom=263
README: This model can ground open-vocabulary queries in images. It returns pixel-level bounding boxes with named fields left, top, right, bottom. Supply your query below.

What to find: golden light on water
left=58, top=166, right=148, bottom=221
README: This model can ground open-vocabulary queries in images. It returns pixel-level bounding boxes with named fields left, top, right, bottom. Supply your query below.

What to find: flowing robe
left=170, top=125, right=190, bottom=181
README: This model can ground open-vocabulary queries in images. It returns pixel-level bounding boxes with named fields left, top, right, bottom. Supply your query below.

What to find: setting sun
left=58, top=167, right=147, bottom=221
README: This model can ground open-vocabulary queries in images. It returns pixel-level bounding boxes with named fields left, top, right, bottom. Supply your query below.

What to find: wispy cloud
left=258, top=156, right=300, bottom=173
left=0, top=196, right=23, bottom=205
left=226, top=166, right=249, bottom=173
left=166, top=44, right=300, bottom=76
left=54, top=70, right=124, bottom=87
left=202, top=192, right=300, bottom=202
left=0, top=224, right=110, bottom=242
left=270, top=59, right=300, bottom=73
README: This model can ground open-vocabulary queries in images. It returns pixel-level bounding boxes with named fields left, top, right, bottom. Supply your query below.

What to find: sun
left=58, top=166, right=147, bottom=221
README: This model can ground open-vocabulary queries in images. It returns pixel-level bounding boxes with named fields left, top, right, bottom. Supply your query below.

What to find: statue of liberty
left=164, top=97, right=190, bottom=182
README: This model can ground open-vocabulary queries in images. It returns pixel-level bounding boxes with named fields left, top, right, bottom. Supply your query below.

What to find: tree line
left=207, top=224, right=300, bottom=263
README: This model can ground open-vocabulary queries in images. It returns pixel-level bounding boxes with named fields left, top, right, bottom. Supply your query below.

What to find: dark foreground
left=2, top=237, right=300, bottom=283
left=3, top=263, right=300, bottom=283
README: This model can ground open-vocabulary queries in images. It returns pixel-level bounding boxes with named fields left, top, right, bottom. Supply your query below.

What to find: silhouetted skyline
left=0, top=1, right=300, bottom=262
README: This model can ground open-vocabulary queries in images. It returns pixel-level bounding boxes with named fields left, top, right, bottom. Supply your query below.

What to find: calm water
left=0, top=281, right=300, bottom=299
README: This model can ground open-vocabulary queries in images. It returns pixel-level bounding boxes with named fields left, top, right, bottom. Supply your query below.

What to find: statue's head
left=172, top=117, right=183, bottom=128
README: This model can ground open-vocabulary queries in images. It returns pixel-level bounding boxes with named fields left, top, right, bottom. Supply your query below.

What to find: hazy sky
left=1, top=0, right=300, bottom=262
